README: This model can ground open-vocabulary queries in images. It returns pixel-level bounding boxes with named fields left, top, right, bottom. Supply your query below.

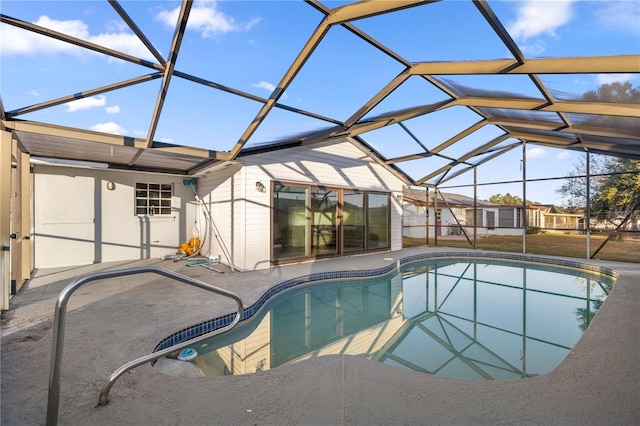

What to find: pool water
left=179, top=258, right=614, bottom=380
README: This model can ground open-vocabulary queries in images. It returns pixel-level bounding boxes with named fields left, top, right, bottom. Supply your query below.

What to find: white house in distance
left=401, top=188, right=589, bottom=242
left=402, top=188, right=525, bottom=240
left=29, top=136, right=407, bottom=271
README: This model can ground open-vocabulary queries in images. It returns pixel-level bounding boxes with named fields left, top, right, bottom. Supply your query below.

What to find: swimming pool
left=157, top=254, right=616, bottom=381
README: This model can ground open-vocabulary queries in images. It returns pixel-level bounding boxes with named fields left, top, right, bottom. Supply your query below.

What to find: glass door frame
left=271, top=181, right=391, bottom=265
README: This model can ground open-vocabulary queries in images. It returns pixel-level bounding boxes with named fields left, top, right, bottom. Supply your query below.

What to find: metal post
left=425, top=187, right=429, bottom=246
left=522, top=266, right=527, bottom=377
left=434, top=187, right=438, bottom=246
left=522, top=141, right=527, bottom=254
left=473, top=167, right=477, bottom=249
left=586, top=151, right=591, bottom=259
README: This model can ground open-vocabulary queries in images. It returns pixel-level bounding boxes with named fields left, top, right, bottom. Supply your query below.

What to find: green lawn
left=403, top=233, right=640, bottom=263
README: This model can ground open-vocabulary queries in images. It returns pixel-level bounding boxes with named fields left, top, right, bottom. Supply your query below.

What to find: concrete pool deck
left=1, top=246, right=638, bottom=425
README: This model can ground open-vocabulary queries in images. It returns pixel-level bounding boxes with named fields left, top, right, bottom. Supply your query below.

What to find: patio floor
left=1, top=247, right=639, bottom=425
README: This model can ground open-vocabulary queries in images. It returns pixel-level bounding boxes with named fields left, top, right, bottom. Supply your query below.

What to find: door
left=487, top=211, right=495, bottom=230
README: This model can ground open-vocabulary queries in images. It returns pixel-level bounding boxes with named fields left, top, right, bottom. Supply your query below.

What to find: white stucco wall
left=33, top=165, right=195, bottom=268
left=198, top=138, right=407, bottom=271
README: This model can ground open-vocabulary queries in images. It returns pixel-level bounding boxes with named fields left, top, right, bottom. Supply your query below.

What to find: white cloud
left=508, top=0, right=576, bottom=40
left=595, top=1, right=640, bottom=32
left=556, top=151, right=570, bottom=160
left=66, top=95, right=107, bottom=112
left=1, top=16, right=154, bottom=60
left=597, top=73, right=636, bottom=85
left=253, top=81, right=287, bottom=99
left=253, top=81, right=275, bottom=92
left=520, top=40, right=546, bottom=56
left=105, top=105, right=120, bottom=114
left=91, top=122, right=127, bottom=135
left=156, top=0, right=260, bottom=38
left=28, top=90, right=40, bottom=97
left=526, top=148, right=549, bottom=159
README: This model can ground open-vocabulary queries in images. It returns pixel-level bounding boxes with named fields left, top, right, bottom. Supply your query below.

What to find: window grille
left=135, top=183, right=173, bottom=215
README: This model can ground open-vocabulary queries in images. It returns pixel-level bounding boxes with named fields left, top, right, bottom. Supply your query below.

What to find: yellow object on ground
left=177, top=237, right=200, bottom=256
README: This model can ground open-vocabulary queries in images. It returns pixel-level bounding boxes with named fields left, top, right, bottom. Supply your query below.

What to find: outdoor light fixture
left=255, top=181, right=266, bottom=192
left=106, top=181, right=116, bottom=191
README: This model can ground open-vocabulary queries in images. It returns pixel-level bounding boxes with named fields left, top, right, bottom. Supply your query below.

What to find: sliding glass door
left=368, top=193, right=389, bottom=249
left=343, top=191, right=365, bottom=253
left=272, top=183, right=389, bottom=263
left=273, top=183, right=308, bottom=259
left=310, top=188, right=338, bottom=256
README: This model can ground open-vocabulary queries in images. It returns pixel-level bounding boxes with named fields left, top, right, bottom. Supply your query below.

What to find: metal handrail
left=46, top=265, right=244, bottom=426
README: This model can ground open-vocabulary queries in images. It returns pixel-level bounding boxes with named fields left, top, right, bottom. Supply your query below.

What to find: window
left=465, top=208, right=483, bottom=226
left=499, top=208, right=514, bottom=227
left=135, top=183, right=173, bottom=215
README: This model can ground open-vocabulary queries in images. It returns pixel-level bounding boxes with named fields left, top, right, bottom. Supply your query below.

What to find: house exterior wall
left=33, top=165, right=195, bottom=268
left=198, top=138, right=406, bottom=271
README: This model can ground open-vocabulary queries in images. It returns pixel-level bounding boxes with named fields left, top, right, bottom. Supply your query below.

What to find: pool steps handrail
left=45, top=265, right=244, bottom=426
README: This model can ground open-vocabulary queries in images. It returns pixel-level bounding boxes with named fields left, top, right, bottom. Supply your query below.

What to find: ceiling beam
left=229, top=18, right=331, bottom=159
left=108, top=0, right=166, bottom=65
left=508, top=130, right=577, bottom=146
left=2, top=119, right=229, bottom=160
left=0, top=13, right=163, bottom=71
left=142, top=0, right=191, bottom=150
left=6, top=73, right=163, bottom=118
left=416, top=134, right=508, bottom=184
left=473, top=0, right=525, bottom=65
left=348, top=100, right=455, bottom=137
left=489, top=117, right=640, bottom=140
left=3, top=119, right=148, bottom=148
left=411, top=55, right=640, bottom=75
left=327, top=0, right=434, bottom=25
left=344, top=68, right=412, bottom=128
left=438, top=143, right=521, bottom=185
left=428, top=120, right=488, bottom=154
left=456, top=97, right=640, bottom=117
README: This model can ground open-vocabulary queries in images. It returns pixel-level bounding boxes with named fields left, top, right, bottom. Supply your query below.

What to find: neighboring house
left=402, top=188, right=524, bottom=238
left=402, top=188, right=587, bottom=238
left=30, top=137, right=407, bottom=271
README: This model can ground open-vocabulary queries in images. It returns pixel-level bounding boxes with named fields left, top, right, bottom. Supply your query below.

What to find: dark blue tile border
left=153, top=251, right=618, bottom=354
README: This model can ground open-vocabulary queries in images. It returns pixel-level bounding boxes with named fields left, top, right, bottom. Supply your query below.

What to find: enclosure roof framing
left=0, top=0, right=637, bottom=181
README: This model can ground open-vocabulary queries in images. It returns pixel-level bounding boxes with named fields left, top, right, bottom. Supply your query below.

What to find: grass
left=403, top=233, right=640, bottom=263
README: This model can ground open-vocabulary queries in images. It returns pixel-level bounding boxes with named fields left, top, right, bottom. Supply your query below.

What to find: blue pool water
left=166, top=257, right=615, bottom=381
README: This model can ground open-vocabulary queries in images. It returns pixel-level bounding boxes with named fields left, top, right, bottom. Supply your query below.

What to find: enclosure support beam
left=425, top=188, right=429, bottom=246
left=436, top=188, right=472, bottom=247
left=473, top=167, right=478, bottom=249
left=522, top=141, right=527, bottom=254
left=586, top=151, right=591, bottom=259
left=434, top=188, right=438, bottom=247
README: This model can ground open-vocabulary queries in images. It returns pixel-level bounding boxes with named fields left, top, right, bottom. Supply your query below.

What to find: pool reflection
left=186, top=259, right=613, bottom=380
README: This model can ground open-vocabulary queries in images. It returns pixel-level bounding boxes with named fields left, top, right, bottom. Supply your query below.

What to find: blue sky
left=1, top=0, right=639, bottom=204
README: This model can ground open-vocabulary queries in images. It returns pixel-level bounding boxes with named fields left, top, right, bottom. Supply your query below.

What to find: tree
left=556, top=154, right=640, bottom=213
left=487, top=193, right=541, bottom=205
left=555, top=81, right=640, bottom=217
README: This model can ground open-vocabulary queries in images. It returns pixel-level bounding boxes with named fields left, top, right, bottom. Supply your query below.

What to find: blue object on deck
left=178, top=348, right=198, bottom=361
